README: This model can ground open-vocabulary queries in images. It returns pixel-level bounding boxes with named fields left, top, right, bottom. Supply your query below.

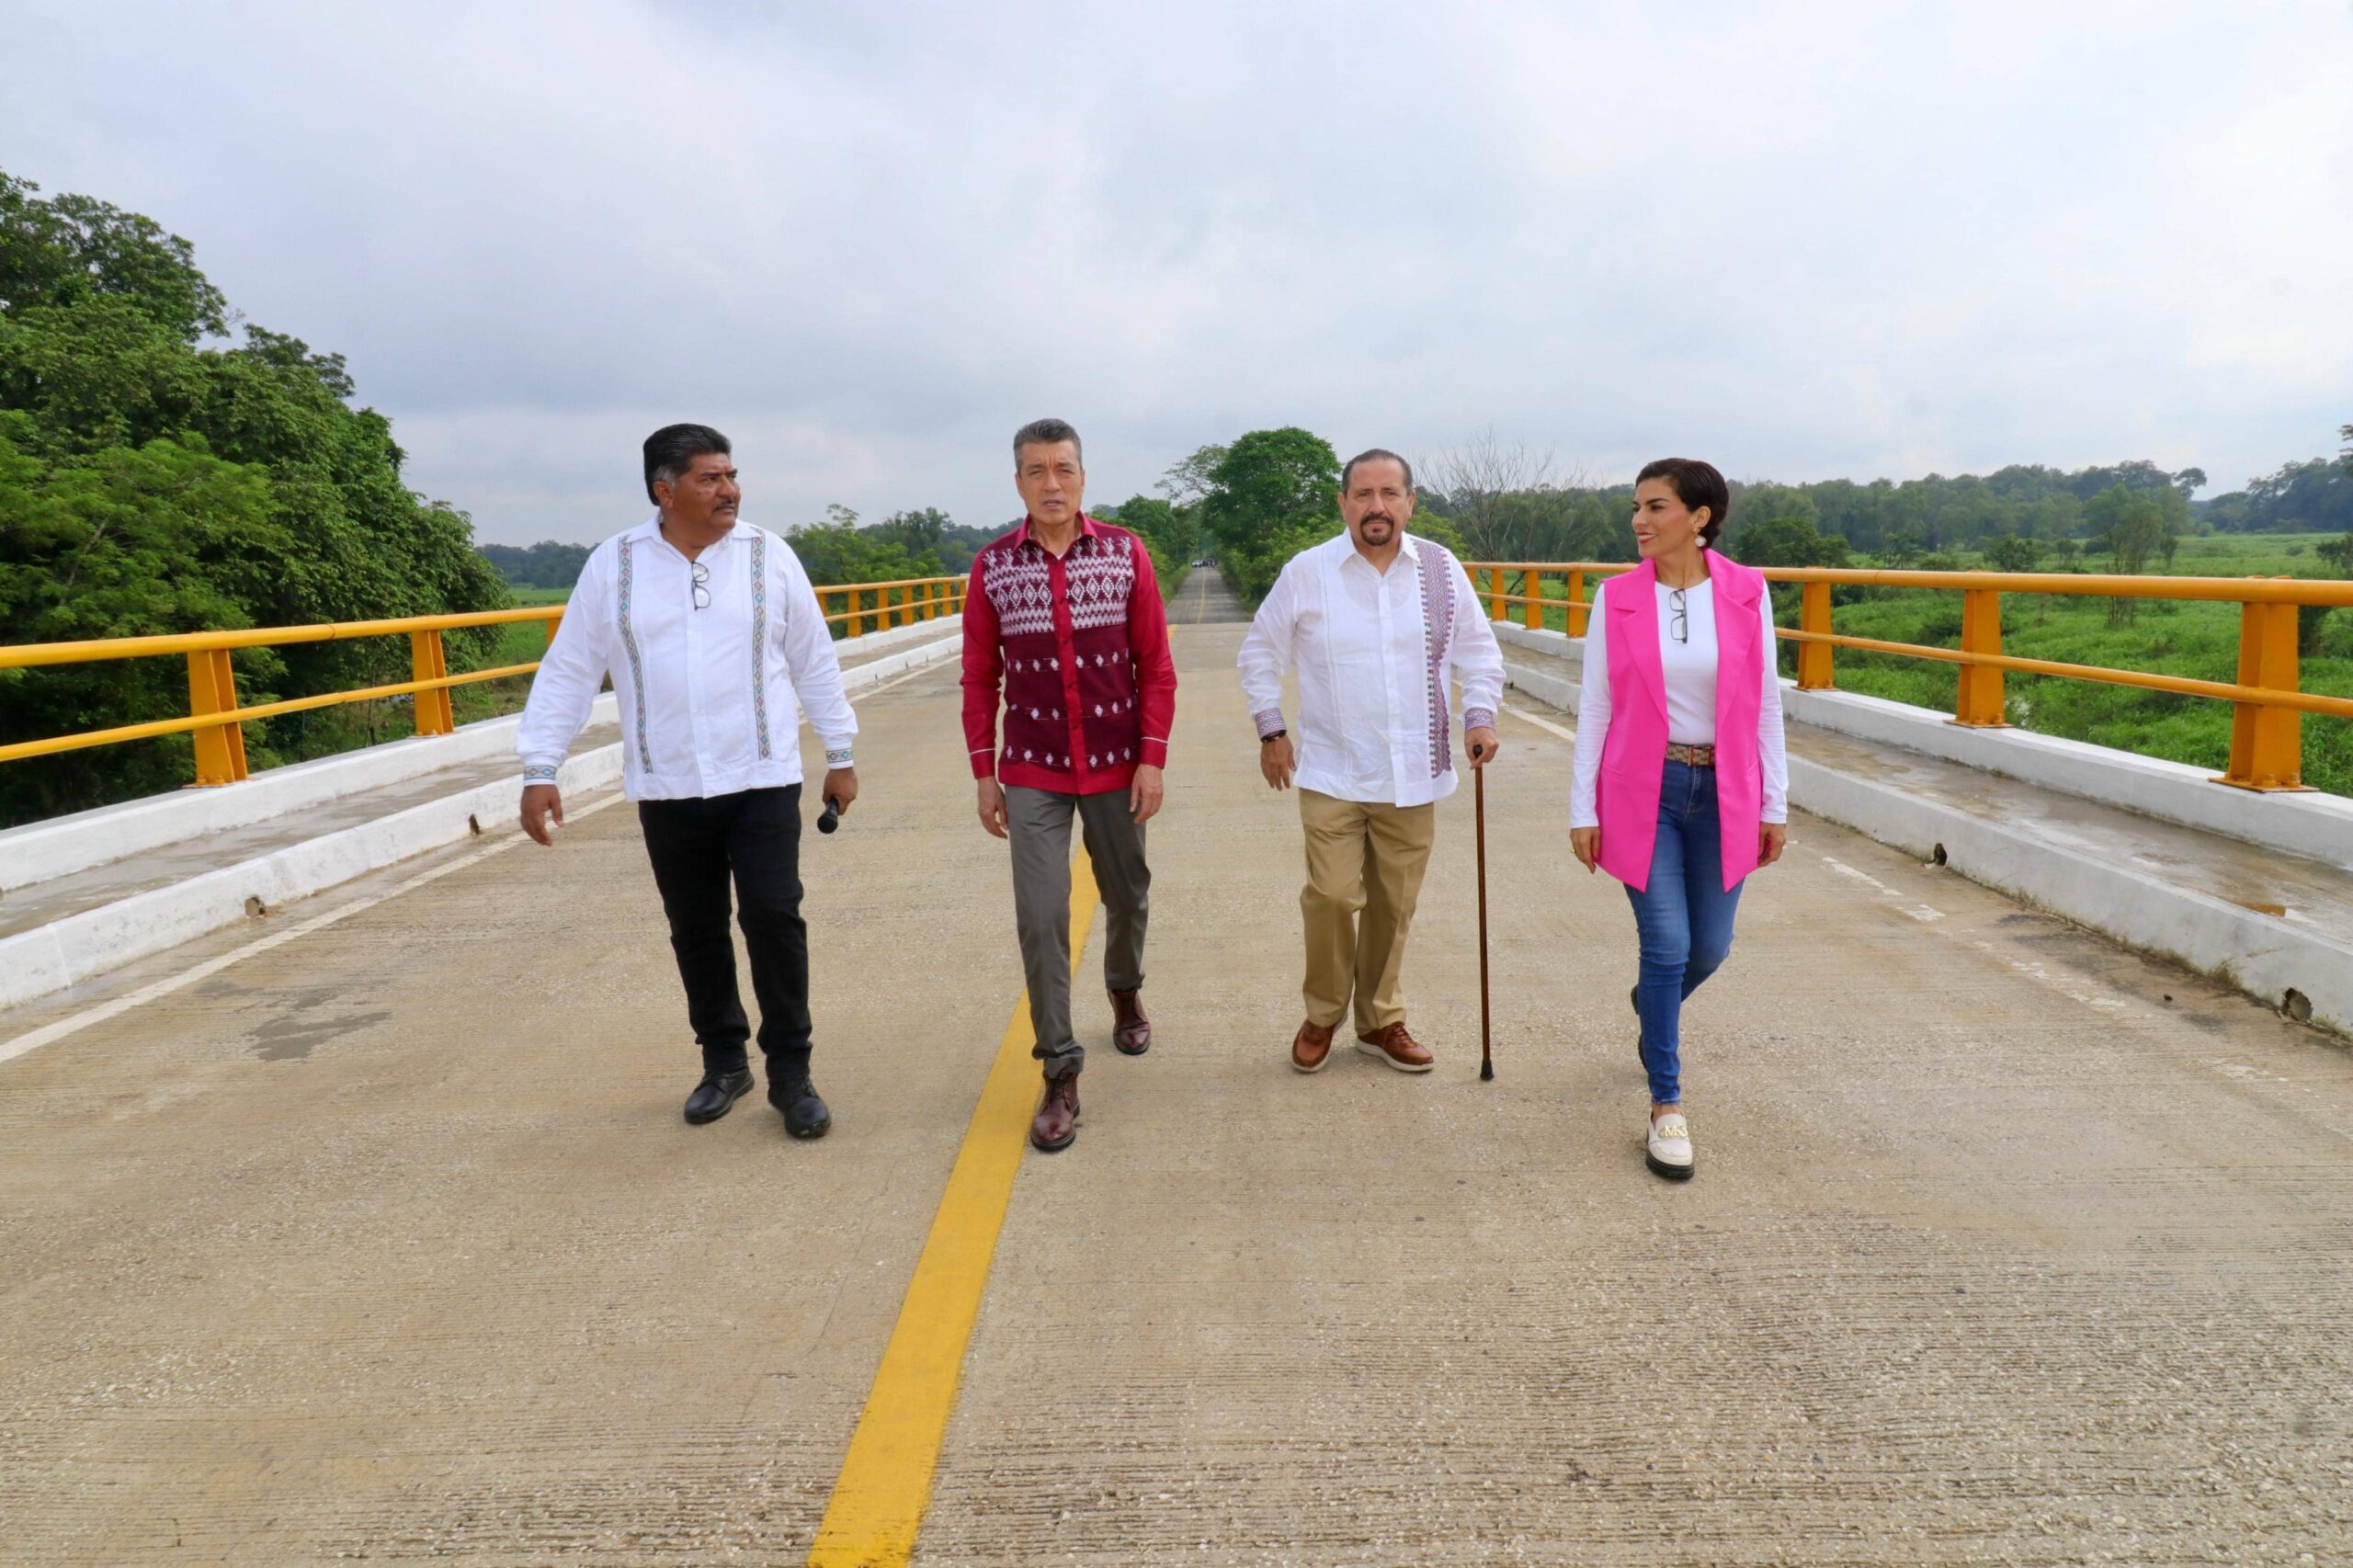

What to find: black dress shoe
left=768, top=1073, right=832, bottom=1140
left=684, top=1067, right=756, bottom=1125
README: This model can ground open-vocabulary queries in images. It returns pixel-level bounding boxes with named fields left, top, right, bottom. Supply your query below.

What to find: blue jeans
left=1624, top=760, right=1743, bottom=1106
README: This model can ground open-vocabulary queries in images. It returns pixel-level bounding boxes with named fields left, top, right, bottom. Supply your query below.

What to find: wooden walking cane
left=1474, top=757, right=1494, bottom=1081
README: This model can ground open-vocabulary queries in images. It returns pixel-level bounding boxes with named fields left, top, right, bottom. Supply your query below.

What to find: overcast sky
left=6, top=1, right=2350, bottom=544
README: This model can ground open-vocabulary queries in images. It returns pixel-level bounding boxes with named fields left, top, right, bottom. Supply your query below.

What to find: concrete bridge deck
left=3, top=602, right=2349, bottom=1564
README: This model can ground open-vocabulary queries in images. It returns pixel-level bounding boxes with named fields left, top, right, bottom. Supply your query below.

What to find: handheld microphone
left=817, top=796, right=842, bottom=835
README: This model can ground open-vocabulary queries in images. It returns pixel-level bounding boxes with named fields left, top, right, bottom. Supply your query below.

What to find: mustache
left=1359, top=513, right=1396, bottom=528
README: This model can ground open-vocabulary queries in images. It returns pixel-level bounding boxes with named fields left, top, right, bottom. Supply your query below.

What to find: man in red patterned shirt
left=962, top=418, right=1178, bottom=1153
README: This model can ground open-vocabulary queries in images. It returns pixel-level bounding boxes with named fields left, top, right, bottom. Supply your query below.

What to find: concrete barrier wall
left=1493, top=623, right=2353, bottom=870
left=0, top=696, right=619, bottom=895
left=0, top=622, right=963, bottom=1010
left=1493, top=623, right=2353, bottom=1037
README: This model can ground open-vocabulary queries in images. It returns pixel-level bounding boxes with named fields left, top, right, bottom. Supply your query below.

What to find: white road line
left=1822, top=855, right=1946, bottom=923
left=0, top=792, right=627, bottom=1067
left=861, top=659, right=952, bottom=698
left=1499, top=702, right=1576, bottom=743
left=1974, top=939, right=2129, bottom=1010
left=1823, top=857, right=1897, bottom=895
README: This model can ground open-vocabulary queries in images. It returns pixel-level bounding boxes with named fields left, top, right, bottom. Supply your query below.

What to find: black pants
left=637, top=786, right=810, bottom=1077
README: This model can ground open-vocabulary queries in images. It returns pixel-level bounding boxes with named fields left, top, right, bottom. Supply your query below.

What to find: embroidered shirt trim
left=749, top=531, right=772, bottom=760
left=617, top=537, right=653, bottom=769
left=1414, top=540, right=1456, bottom=778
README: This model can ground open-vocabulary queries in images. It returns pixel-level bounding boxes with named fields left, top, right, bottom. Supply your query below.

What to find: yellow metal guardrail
left=0, top=574, right=965, bottom=785
left=1465, top=562, right=2353, bottom=792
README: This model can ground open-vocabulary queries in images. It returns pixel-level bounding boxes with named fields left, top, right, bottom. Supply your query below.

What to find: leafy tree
left=0, top=171, right=227, bottom=340
left=2084, top=483, right=2188, bottom=623
left=782, top=504, right=944, bottom=616
left=1729, top=514, right=1850, bottom=569
left=1980, top=534, right=2046, bottom=573
left=1878, top=528, right=1926, bottom=567
left=1201, top=427, right=1341, bottom=601
left=1108, top=493, right=1201, bottom=586
left=479, top=540, right=593, bottom=589
left=2302, top=526, right=2353, bottom=654
left=0, top=168, right=511, bottom=826
left=2201, top=454, right=2353, bottom=534
left=1157, top=443, right=1227, bottom=508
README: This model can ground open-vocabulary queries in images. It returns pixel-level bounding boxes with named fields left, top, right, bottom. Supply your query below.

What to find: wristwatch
left=1260, top=729, right=1287, bottom=743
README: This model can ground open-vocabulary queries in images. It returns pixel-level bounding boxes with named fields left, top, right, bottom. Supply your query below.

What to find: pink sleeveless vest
left=1594, top=551, right=1768, bottom=893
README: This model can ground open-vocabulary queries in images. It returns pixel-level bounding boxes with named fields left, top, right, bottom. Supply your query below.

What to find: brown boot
left=1356, top=1022, right=1435, bottom=1073
left=1109, top=988, right=1152, bottom=1056
left=1290, top=1019, right=1336, bottom=1074
left=1029, top=1073, right=1080, bottom=1153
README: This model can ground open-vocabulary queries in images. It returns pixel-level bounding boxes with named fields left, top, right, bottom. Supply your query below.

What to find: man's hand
left=822, top=767, right=858, bottom=817
left=1570, top=825, right=1600, bottom=874
left=1758, top=822, right=1788, bottom=869
left=1260, top=734, right=1296, bottom=790
left=1129, top=763, right=1165, bottom=824
left=977, top=777, right=1009, bottom=838
left=521, top=783, right=564, bottom=846
left=1466, top=726, right=1501, bottom=768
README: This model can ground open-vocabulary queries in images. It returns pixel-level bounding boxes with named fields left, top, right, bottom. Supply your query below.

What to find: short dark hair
left=1013, top=418, right=1083, bottom=468
left=1340, top=448, right=1414, bottom=494
left=643, top=424, right=732, bottom=505
left=1635, top=457, right=1729, bottom=547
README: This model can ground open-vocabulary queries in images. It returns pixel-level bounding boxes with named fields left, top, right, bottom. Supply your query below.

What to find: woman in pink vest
left=1569, top=459, right=1788, bottom=1181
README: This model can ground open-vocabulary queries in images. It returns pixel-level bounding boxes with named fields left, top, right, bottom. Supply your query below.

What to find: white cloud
left=4, top=0, right=2347, bottom=542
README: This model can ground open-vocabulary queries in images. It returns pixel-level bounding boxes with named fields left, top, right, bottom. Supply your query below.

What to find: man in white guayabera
left=1238, top=448, right=1505, bottom=1077
left=515, top=424, right=858, bottom=1140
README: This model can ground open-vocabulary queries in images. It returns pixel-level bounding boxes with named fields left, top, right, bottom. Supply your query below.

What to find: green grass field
left=1506, top=533, right=2353, bottom=798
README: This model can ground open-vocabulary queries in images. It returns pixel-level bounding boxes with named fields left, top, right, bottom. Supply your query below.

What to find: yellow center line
left=807, top=847, right=1100, bottom=1567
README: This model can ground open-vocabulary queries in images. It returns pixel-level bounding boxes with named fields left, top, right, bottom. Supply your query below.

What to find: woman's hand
left=1570, top=825, right=1600, bottom=873
left=1758, top=822, right=1787, bottom=869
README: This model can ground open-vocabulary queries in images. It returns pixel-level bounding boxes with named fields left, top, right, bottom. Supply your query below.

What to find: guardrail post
left=1566, top=570, right=1587, bottom=638
left=900, top=585, right=915, bottom=629
left=2218, top=596, right=2307, bottom=790
left=1487, top=568, right=1506, bottom=621
left=1521, top=569, right=1542, bottom=630
left=186, top=649, right=249, bottom=786
left=1952, top=587, right=2007, bottom=726
left=1796, top=581, right=1834, bottom=689
left=409, top=629, right=455, bottom=736
left=848, top=589, right=865, bottom=638
left=543, top=609, right=562, bottom=646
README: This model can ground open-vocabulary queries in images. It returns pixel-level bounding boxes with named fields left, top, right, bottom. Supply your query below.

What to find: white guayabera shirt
left=1237, top=530, right=1506, bottom=809
left=517, top=515, right=858, bottom=801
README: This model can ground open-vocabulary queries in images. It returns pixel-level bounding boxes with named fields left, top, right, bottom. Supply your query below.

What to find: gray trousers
left=1006, top=785, right=1151, bottom=1080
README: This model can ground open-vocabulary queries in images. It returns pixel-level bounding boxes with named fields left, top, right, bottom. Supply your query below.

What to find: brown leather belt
left=1664, top=742, right=1717, bottom=767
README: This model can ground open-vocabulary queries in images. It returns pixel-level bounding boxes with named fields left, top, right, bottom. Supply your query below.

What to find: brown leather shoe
left=1356, top=1022, right=1435, bottom=1073
left=1109, top=988, right=1152, bottom=1056
left=1029, top=1074, right=1080, bottom=1153
left=1290, top=1020, right=1336, bottom=1074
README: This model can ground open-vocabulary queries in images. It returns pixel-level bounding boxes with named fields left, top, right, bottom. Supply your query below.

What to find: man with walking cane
left=1237, top=449, right=1505, bottom=1075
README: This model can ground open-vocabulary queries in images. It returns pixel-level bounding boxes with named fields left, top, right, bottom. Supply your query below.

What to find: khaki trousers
left=1298, top=789, right=1437, bottom=1037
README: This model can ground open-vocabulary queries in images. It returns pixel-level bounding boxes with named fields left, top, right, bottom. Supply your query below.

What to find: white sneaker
left=1645, top=1112, right=1694, bottom=1180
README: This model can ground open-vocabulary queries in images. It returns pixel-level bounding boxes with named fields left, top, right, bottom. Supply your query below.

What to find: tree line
left=1, top=168, right=512, bottom=824
left=478, top=418, right=2353, bottom=608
